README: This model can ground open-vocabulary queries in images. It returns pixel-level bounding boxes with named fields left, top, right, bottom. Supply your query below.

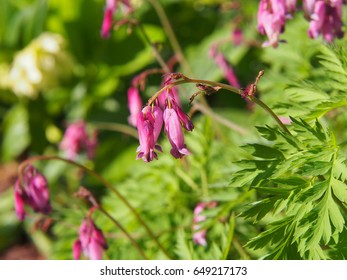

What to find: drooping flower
left=127, top=86, right=143, bottom=127
left=285, top=0, right=297, bottom=15
left=73, top=217, right=108, bottom=260
left=257, top=0, right=286, bottom=48
left=101, top=0, right=133, bottom=38
left=136, top=106, right=163, bottom=162
left=232, top=28, right=243, bottom=46
left=163, top=108, right=190, bottom=159
left=306, top=0, right=344, bottom=42
left=192, top=202, right=217, bottom=246
left=209, top=45, right=240, bottom=88
left=101, top=0, right=117, bottom=38
left=14, top=165, right=51, bottom=221
left=60, top=121, right=98, bottom=160
left=303, top=0, right=318, bottom=19
left=135, top=72, right=194, bottom=162
left=14, top=186, right=26, bottom=221
left=169, top=95, right=194, bottom=132
left=158, top=86, right=181, bottom=109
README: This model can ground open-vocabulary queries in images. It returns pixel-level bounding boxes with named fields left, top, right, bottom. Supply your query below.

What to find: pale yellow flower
left=8, top=32, right=73, bottom=98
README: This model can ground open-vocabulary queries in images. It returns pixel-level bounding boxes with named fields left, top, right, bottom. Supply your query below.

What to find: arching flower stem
left=147, top=73, right=292, bottom=135
left=18, top=155, right=171, bottom=259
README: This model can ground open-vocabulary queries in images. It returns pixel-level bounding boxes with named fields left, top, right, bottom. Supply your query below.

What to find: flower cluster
left=73, top=216, right=108, bottom=260
left=192, top=201, right=217, bottom=246
left=304, top=0, right=344, bottom=42
left=6, top=33, right=72, bottom=98
left=257, top=0, right=344, bottom=47
left=136, top=84, right=193, bottom=162
left=14, top=165, right=51, bottom=221
left=257, top=0, right=287, bottom=48
left=101, top=0, right=133, bottom=38
left=60, top=121, right=98, bottom=160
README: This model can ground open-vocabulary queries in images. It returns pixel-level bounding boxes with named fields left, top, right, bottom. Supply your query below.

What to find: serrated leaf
left=297, top=180, right=327, bottom=203
left=242, top=144, right=284, bottom=159
left=175, top=230, right=192, bottom=260
left=271, top=176, right=308, bottom=187
left=332, top=178, right=347, bottom=204
left=327, top=195, right=345, bottom=233
left=333, top=158, right=347, bottom=182
left=229, top=169, right=260, bottom=188
left=241, top=198, right=277, bottom=221
left=299, top=161, right=332, bottom=176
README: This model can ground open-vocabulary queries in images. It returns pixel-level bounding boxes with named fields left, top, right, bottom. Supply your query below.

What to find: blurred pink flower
left=101, top=0, right=133, bottom=38
left=60, top=121, right=98, bottom=160
left=257, top=0, right=286, bottom=48
left=306, top=0, right=344, bottom=42
left=192, top=202, right=217, bottom=246
left=209, top=45, right=240, bottom=88
left=232, top=28, right=243, bottom=46
left=303, top=0, right=318, bottom=19
left=14, top=165, right=51, bottom=221
left=127, top=86, right=143, bottom=127
left=73, top=217, right=108, bottom=260
left=14, top=185, right=26, bottom=221
left=101, top=0, right=117, bottom=38
left=285, top=0, right=297, bottom=15
left=279, top=116, right=292, bottom=125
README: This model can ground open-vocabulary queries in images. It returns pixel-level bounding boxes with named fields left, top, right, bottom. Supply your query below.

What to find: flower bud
left=74, top=218, right=108, bottom=260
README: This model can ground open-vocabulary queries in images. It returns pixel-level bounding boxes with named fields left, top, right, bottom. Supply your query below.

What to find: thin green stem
left=98, top=206, right=148, bottom=259
left=93, top=122, right=138, bottom=139
left=192, top=102, right=247, bottom=135
left=148, top=79, right=188, bottom=105
left=147, top=75, right=289, bottom=135
left=221, top=212, right=235, bottom=260
left=136, top=22, right=170, bottom=73
left=233, top=236, right=250, bottom=260
left=18, top=155, right=171, bottom=259
left=189, top=78, right=242, bottom=95
left=148, top=77, right=241, bottom=105
left=146, top=0, right=191, bottom=74
left=249, top=96, right=292, bottom=135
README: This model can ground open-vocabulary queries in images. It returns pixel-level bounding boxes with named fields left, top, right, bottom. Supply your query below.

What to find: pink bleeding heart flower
left=136, top=106, right=163, bottom=162
left=101, top=0, right=117, bottom=38
left=232, top=28, right=243, bottom=46
left=163, top=108, right=190, bottom=159
left=209, top=44, right=240, bottom=88
left=101, top=0, right=133, bottom=38
left=73, top=217, right=108, bottom=260
left=127, top=86, right=143, bottom=127
left=307, top=0, right=344, bottom=42
left=285, top=0, right=297, bottom=16
left=14, top=165, right=51, bottom=221
left=257, top=0, right=286, bottom=48
left=192, top=202, right=217, bottom=246
left=60, top=121, right=98, bottom=160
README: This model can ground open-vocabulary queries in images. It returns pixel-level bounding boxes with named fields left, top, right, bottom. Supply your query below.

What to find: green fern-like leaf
left=235, top=118, right=347, bottom=259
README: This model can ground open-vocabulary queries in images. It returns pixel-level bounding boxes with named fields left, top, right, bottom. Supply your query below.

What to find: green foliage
left=237, top=118, right=347, bottom=259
